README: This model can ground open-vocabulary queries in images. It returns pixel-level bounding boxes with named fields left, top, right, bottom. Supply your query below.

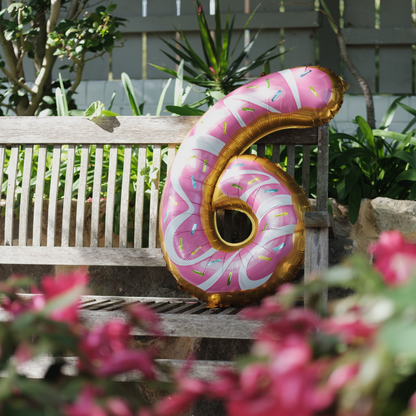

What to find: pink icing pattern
left=160, top=67, right=334, bottom=293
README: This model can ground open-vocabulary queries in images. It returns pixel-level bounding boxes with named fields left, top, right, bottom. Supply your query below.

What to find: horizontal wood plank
left=0, top=117, right=320, bottom=145
left=79, top=310, right=259, bottom=339
left=342, top=28, right=416, bottom=45
left=3, top=356, right=234, bottom=382
left=122, top=11, right=320, bottom=32
left=0, top=247, right=166, bottom=266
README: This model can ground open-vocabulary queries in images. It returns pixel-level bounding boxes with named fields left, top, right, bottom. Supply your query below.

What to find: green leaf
left=408, top=182, right=416, bottom=200
left=121, top=72, right=141, bottom=116
left=101, top=109, right=120, bottom=116
left=165, top=105, right=205, bottom=116
left=348, top=182, right=362, bottom=224
left=84, top=101, right=105, bottom=120
left=174, top=60, right=184, bottom=107
left=105, top=3, right=117, bottom=13
left=379, top=95, right=406, bottom=129
left=38, top=108, right=54, bottom=117
left=396, top=130, right=413, bottom=151
left=55, top=88, right=65, bottom=117
left=156, top=78, right=172, bottom=116
left=391, top=150, right=413, bottom=165
left=42, top=96, right=55, bottom=105
left=356, top=116, right=376, bottom=153
left=263, top=59, right=271, bottom=75
left=58, top=73, right=68, bottom=115
left=334, top=147, right=374, bottom=169
left=108, top=91, right=116, bottom=111
left=398, top=101, right=416, bottom=117
left=373, top=129, right=416, bottom=146
left=209, top=91, right=225, bottom=101
left=396, top=169, right=416, bottom=182
left=68, top=109, right=85, bottom=116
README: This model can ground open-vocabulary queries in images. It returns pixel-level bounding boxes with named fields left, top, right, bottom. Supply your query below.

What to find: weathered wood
left=316, top=125, right=329, bottom=212
left=284, top=3, right=316, bottom=68
left=90, top=145, right=104, bottom=247
left=167, top=144, right=176, bottom=172
left=0, top=117, right=197, bottom=144
left=4, top=356, right=234, bottom=382
left=342, top=28, right=416, bottom=45
left=19, top=146, right=33, bottom=246
left=75, top=145, right=89, bottom=248
left=343, top=0, right=376, bottom=93
left=0, top=145, right=5, bottom=198
left=379, top=0, right=412, bottom=94
left=304, top=227, right=328, bottom=314
left=319, top=0, right=340, bottom=75
left=119, top=145, right=132, bottom=248
left=0, top=117, right=320, bottom=145
left=304, top=211, right=330, bottom=228
left=272, top=144, right=280, bottom=164
left=4, top=145, right=19, bottom=246
left=149, top=145, right=161, bottom=249
left=47, top=145, right=62, bottom=247
left=32, top=145, right=47, bottom=247
left=302, top=144, right=310, bottom=197
left=105, top=145, right=118, bottom=248
left=257, top=143, right=266, bottom=158
left=61, top=145, right=75, bottom=247
left=122, top=11, right=320, bottom=33
left=79, top=309, right=260, bottom=339
left=134, top=145, right=147, bottom=248
left=0, top=247, right=166, bottom=266
left=286, top=144, right=296, bottom=177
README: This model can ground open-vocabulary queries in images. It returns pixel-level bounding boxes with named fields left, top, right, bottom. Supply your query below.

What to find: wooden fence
left=3, top=0, right=416, bottom=95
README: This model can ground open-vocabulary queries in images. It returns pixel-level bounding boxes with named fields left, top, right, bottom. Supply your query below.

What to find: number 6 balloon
left=159, top=66, right=348, bottom=307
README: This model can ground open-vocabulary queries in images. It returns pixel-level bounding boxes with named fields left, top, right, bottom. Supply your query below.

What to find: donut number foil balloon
left=159, top=66, right=348, bottom=307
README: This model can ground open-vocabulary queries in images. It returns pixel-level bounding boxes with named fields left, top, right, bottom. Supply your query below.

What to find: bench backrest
left=0, top=116, right=328, bottom=266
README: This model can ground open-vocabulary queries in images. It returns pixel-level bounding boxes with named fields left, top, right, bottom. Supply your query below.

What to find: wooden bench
left=0, top=116, right=331, bottom=355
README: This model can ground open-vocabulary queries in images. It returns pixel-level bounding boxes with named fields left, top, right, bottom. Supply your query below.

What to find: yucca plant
left=151, top=0, right=285, bottom=97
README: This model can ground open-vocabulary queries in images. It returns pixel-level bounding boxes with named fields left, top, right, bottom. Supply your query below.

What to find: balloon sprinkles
left=159, top=66, right=349, bottom=307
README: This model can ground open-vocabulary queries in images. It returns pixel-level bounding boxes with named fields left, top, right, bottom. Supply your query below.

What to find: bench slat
left=75, top=145, right=89, bottom=247
left=302, top=144, right=310, bottom=197
left=287, top=144, right=296, bottom=177
left=272, top=144, right=280, bottom=164
left=0, top=145, right=5, bottom=200
left=19, top=146, right=33, bottom=246
left=32, top=144, right=47, bottom=246
left=90, top=144, right=104, bottom=247
left=105, top=145, right=118, bottom=247
left=4, top=145, right=19, bottom=246
left=167, top=144, right=176, bottom=172
left=0, top=117, right=320, bottom=145
left=257, top=143, right=266, bottom=158
left=47, top=145, right=61, bottom=247
left=0, top=246, right=166, bottom=266
left=134, top=145, right=147, bottom=248
left=119, top=145, right=132, bottom=248
left=149, top=145, right=161, bottom=249
left=4, top=356, right=234, bottom=382
left=61, top=145, right=75, bottom=247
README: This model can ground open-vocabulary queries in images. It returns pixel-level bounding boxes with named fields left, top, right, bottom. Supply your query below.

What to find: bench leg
left=304, top=226, right=328, bottom=315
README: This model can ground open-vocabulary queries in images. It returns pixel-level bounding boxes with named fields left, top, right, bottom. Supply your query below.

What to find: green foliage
left=0, top=1, right=124, bottom=115
left=151, top=0, right=284, bottom=96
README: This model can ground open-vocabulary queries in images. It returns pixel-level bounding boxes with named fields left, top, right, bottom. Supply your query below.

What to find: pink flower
left=39, top=271, right=89, bottom=323
left=79, top=320, right=156, bottom=379
left=369, top=230, right=416, bottom=286
left=242, top=296, right=283, bottom=320
left=323, top=316, right=376, bottom=344
left=128, top=303, right=163, bottom=336
left=198, top=5, right=202, bottom=15
left=14, top=343, right=33, bottom=364
left=98, top=350, right=156, bottom=379
left=64, top=386, right=107, bottom=416
left=106, top=398, right=133, bottom=416
left=409, top=391, right=416, bottom=409
left=327, top=363, right=359, bottom=391
left=209, top=67, right=215, bottom=75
